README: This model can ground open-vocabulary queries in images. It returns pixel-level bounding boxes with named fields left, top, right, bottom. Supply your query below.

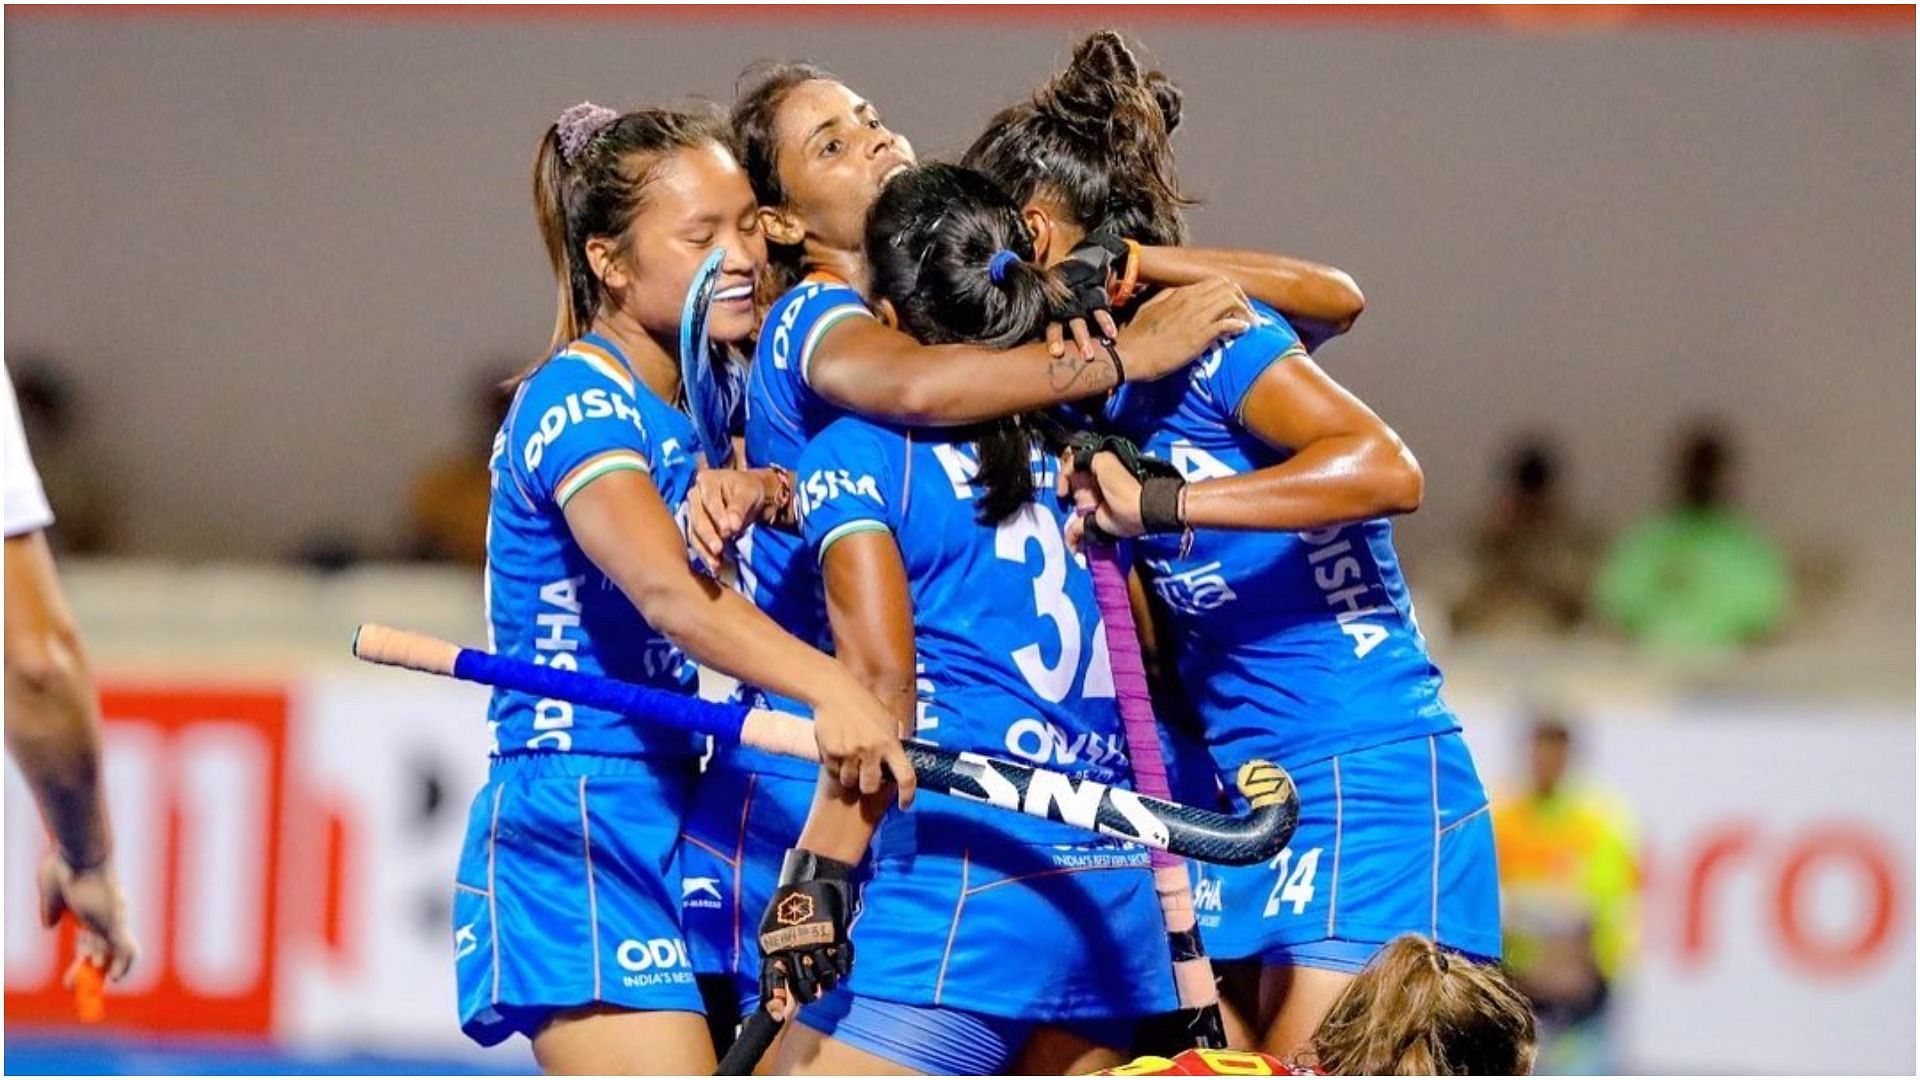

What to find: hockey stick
left=679, top=248, right=736, bottom=468
left=1087, top=538, right=1228, bottom=1051
left=351, top=624, right=1296, bottom=866
left=714, top=1007, right=781, bottom=1076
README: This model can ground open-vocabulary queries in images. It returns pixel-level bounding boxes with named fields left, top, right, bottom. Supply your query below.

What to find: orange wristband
left=1110, top=239, right=1144, bottom=307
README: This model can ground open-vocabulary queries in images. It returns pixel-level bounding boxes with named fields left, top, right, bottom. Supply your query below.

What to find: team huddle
left=459, top=30, right=1533, bottom=1076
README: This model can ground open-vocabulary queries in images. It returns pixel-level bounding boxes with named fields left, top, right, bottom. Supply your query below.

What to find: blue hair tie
left=988, top=249, right=1021, bottom=285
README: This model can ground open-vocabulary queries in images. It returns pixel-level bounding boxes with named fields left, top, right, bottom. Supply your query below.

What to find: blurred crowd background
left=4, top=5, right=1913, bottom=1075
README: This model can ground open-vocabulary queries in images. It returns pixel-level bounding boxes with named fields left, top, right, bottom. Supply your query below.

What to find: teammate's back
left=798, top=413, right=1128, bottom=793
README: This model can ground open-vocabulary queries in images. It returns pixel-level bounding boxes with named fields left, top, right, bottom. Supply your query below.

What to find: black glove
left=1055, top=226, right=1128, bottom=326
left=757, top=848, right=855, bottom=1010
left=1068, top=431, right=1188, bottom=545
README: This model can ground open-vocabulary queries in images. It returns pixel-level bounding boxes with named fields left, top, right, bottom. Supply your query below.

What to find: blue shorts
left=452, top=753, right=704, bottom=1047
left=680, top=746, right=818, bottom=1014
left=1193, top=731, right=1501, bottom=969
left=798, top=988, right=1138, bottom=1075
left=840, top=800, right=1176, bottom=1023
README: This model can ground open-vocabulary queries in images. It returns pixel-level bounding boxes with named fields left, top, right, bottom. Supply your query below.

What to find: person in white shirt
left=3, top=367, right=137, bottom=984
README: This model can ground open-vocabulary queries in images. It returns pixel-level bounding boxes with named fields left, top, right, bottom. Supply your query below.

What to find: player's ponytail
left=962, top=29, right=1194, bottom=247
left=529, top=102, right=734, bottom=355
left=531, top=114, right=590, bottom=353
left=866, top=163, right=1071, bottom=525
left=1303, top=934, right=1538, bottom=1076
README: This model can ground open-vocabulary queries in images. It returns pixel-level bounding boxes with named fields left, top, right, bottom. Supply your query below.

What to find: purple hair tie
left=556, top=101, right=620, bottom=165
left=988, top=249, right=1021, bottom=285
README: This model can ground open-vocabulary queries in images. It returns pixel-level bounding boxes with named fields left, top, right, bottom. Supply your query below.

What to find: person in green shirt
left=1597, top=423, right=1789, bottom=652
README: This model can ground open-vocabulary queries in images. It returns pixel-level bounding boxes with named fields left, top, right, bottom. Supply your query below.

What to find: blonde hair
left=1304, top=935, right=1538, bottom=1075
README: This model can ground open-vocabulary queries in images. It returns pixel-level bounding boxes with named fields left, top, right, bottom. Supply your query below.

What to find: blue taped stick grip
left=448, top=648, right=751, bottom=742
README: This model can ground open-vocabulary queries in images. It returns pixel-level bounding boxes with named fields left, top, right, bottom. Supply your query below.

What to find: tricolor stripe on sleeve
left=556, top=449, right=651, bottom=507
left=561, top=342, right=637, bottom=396
left=797, top=304, right=874, bottom=388
left=814, top=518, right=891, bottom=563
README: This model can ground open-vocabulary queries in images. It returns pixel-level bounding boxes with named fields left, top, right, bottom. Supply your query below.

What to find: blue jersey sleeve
left=1196, top=300, right=1309, bottom=423
left=796, top=416, right=905, bottom=564
left=764, top=280, right=875, bottom=390
left=508, top=354, right=655, bottom=508
left=748, top=281, right=874, bottom=469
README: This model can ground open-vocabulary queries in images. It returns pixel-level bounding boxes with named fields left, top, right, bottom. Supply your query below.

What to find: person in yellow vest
left=1493, top=714, right=1638, bottom=1074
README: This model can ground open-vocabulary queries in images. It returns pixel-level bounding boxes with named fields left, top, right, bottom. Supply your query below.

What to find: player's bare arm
left=805, top=279, right=1252, bottom=427
left=563, top=466, right=913, bottom=803
left=1077, top=353, right=1422, bottom=539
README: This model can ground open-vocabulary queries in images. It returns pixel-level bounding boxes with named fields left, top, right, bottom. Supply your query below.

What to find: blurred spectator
left=296, top=533, right=368, bottom=575
left=405, top=368, right=512, bottom=568
left=1595, top=421, right=1789, bottom=653
left=1450, top=436, right=1598, bottom=637
left=1493, top=713, right=1638, bottom=1075
left=9, top=358, right=113, bottom=554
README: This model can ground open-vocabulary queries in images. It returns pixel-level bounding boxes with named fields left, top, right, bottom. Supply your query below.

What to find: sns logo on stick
left=1237, top=761, right=1294, bottom=809
left=949, top=751, right=1172, bottom=850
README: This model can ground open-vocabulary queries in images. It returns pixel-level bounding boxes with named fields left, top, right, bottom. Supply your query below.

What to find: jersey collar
left=575, top=332, right=638, bottom=379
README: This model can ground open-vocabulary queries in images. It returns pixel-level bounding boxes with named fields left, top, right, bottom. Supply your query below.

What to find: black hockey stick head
left=909, top=744, right=1299, bottom=867
left=714, top=1007, right=783, bottom=1075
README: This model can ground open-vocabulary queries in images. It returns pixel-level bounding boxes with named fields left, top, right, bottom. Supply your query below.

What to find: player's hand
left=1114, top=277, right=1252, bottom=382
left=757, top=849, right=856, bottom=1021
left=37, top=853, right=138, bottom=982
left=1063, top=449, right=1147, bottom=547
left=810, top=670, right=916, bottom=809
left=1045, top=228, right=1127, bottom=360
left=686, top=468, right=771, bottom=575
left=1044, top=310, right=1122, bottom=362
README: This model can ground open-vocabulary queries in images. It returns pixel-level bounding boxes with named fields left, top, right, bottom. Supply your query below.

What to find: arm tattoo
left=1046, top=351, right=1121, bottom=395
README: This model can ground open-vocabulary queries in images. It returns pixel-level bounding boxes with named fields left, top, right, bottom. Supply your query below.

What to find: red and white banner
left=4, top=675, right=497, bottom=1061
left=6, top=687, right=289, bottom=1035
left=6, top=679, right=1913, bottom=1072
left=1458, top=704, right=1915, bottom=1075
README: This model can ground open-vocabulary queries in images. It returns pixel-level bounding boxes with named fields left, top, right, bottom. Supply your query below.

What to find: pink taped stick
left=738, top=709, right=822, bottom=763
left=1085, top=546, right=1175, bottom=832
left=1086, top=539, right=1222, bottom=1016
left=1154, top=863, right=1200, bottom=934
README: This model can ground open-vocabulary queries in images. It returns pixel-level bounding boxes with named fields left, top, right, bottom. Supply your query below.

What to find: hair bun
left=1037, top=30, right=1145, bottom=135
left=1070, top=30, right=1142, bottom=85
